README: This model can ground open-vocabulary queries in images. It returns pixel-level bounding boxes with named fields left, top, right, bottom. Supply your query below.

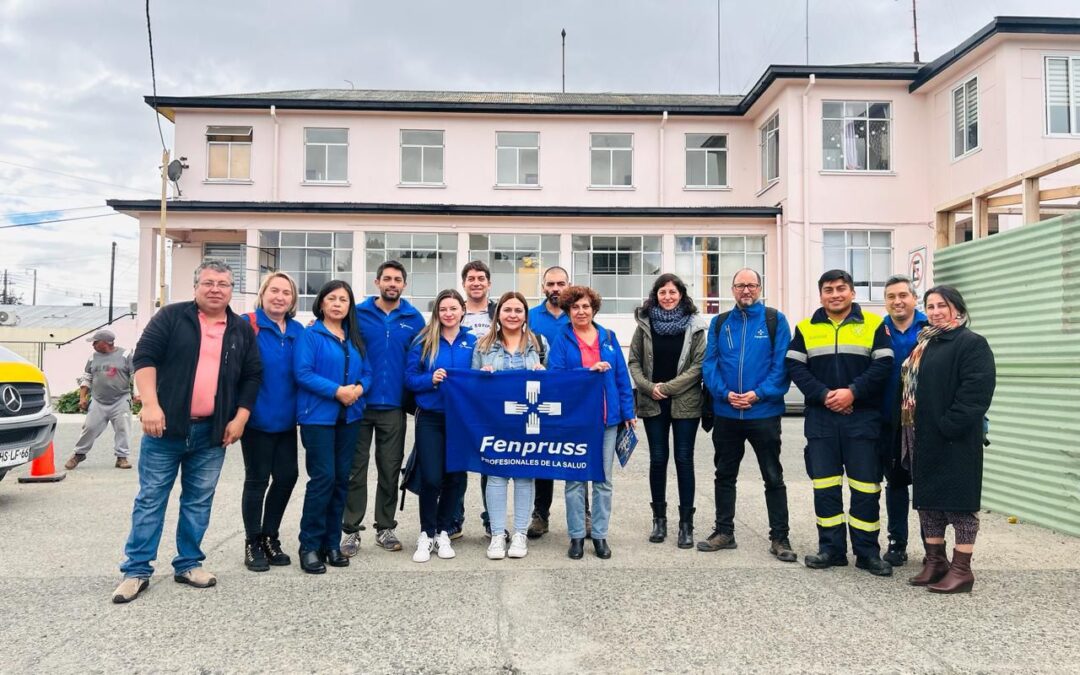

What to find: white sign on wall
left=908, top=246, right=927, bottom=296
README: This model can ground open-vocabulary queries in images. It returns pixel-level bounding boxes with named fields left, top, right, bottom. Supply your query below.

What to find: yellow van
left=0, top=345, right=57, bottom=482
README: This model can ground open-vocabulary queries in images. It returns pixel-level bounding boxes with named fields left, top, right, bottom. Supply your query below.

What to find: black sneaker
left=804, top=551, right=848, bottom=569
left=883, top=543, right=908, bottom=567
left=245, top=539, right=269, bottom=572
left=855, top=555, right=893, bottom=577
left=261, top=535, right=291, bottom=566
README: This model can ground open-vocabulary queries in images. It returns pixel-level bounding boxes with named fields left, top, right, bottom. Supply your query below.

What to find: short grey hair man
left=883, top=274, right=915, bottom=296
left=193, top=260, right=233, bottom=285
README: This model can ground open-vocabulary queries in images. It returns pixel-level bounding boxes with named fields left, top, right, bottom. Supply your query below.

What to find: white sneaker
left=507, top=531, right=529, bottom=558
left=487, top=533, right=507, bottom=560
left=413, top=532, right=433, bottom=563
left=436, top=531, right=456, bottom=559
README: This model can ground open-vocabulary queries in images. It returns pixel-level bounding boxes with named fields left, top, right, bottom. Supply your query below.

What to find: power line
left=0, top=213, right=118, bottom=230
left=0, top=159, right=158, bottom=195
left=146, top=0, right=168, bottom=152
left=1, top=205, right=113, bottom=219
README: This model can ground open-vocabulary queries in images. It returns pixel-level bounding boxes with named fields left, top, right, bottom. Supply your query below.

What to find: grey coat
left=628, top=310, right=709, bottom=419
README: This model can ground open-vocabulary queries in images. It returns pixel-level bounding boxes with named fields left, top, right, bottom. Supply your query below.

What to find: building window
left=206, top=126, right=252, bottom=181
left=571, top=235, right=661, bottom=313
left=759, top=113, right=780, bottom=186
left=304, top=128, right=348, bottom=182
left=590, top=133, right=633, bottom=187
left=259, top=231, right=353, bottom=312
left=822, top=101, right=891, bottom=171
left=685, top=134, right=728, bottom=187
left=202, top=243, right=247, bottom=295
left=401, top=130, right=444, bottom=185
left=1046, top=56, right=1080, bottom=134
left=823, top=230, right=892, bottom=302
left=952, top=77, right=979, bottom=159
left=365, top=232, right=457, bottom=311
left=674, top=236, right=765, bottom=314
left=496, top=132, right=540, bottom=186
left=468, top=233, right=560, bottom=306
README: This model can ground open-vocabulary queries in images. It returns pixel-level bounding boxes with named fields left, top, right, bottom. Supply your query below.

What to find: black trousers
left=711, top=415, right=789, bottom=541
left=414, top=411, right=466, bottom=537
left=240, top=427, right=299, bottom=540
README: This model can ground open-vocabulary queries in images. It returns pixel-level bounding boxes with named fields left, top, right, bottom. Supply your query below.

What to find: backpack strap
left=712, top=311, right=730, bottom=343
left=764, top=306, right=778, bottom=346
left=245, top=312, right=260, bottom=336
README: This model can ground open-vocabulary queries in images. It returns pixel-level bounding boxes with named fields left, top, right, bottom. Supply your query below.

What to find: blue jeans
left=566, top=425, right=617, bottom=539
left=120, top=421, right=226, bottom=578
left=299, top=421, right=362, bottom=551
left=485, top=476, right=534, bottom=535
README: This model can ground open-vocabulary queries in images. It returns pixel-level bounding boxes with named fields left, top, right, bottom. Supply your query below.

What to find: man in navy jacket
left=698, top=269, right=796, bottom=562
left=341, top=260, right=425, bottom=554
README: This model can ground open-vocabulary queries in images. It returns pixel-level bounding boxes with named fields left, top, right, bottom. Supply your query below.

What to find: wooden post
left=972, top=196, right=989, bottom=239
left=158, top=148, right=169, bottom=307
left=935, top=210, right=956, bottom=249
left=1022, top=176, right=1041, bottom=226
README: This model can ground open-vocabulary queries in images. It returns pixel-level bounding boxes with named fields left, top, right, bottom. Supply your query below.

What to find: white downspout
left=775, top=212, right=785, bottom=312
left=801, top=74, right=815, bottom=317
left=658, top=110, right=668, bottom=206
left=270, top=105, right=279, bottom=201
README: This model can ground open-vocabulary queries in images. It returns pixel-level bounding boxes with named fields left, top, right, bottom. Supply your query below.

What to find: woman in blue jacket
left=240, top=272, right=305, bottom=572
left=294, top=280, right=371, bottom=574
left=404, top=289, right=476, bottom=563
left=472, top=291, right=545, bottom=561
left=548, top=285, right=636, bottom=560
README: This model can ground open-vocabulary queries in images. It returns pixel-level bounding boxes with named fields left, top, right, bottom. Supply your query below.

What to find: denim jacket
left=470, top=336, right=543, bottom=372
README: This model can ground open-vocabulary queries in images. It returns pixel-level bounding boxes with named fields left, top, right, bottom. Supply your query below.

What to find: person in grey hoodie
left=628, top=274, right=708, bottom=549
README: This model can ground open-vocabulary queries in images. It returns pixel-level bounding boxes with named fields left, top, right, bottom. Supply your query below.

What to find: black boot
left=245, top=538, right=269, bottom=572
left=677, top=506, right=695, bottom=549
left=298, top=548, right=326, bottom=574
left=260, top=534, right=291, bottom=566
left=648, top=501, right=667, bottom=543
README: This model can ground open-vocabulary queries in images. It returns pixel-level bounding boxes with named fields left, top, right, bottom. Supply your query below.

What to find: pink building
left=109, top=16, right=1080, bottom=341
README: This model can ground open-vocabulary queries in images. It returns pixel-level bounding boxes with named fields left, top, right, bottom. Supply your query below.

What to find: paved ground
left=2, top=414, right=1079, bottom=674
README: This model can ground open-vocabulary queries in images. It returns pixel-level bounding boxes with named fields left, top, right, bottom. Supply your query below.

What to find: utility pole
left=108, top=242, right=116, bottom=323
left=31, top=269, right=36, bottom=305
left=1, top=269, right=7, bottom=304
left=717, top=0, right=722, bottom=94
left=561, top=29, right=567, bottom=93
left=158, top=148, right=169, bottom=307
left=912, top=0, right=921, bottom=63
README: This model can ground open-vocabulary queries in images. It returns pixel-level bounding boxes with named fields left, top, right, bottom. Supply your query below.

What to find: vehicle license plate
left=0, top=446, right=31, bottom=468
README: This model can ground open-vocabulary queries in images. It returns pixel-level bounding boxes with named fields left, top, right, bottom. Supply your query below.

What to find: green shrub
left=53, top=390, right=142, bottom=414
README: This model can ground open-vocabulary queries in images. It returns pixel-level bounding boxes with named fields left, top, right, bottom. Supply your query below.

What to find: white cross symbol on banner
left=504, top=380, right=562, bottom=435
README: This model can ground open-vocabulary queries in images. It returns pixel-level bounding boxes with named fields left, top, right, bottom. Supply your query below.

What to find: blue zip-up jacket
left=881, top=309, right=928, bottom=415
left=404, top=329, right=477, bottom=412
left=355, top=296, right=425, bottom=409
left=294, top=320, right=372, bottom=425
left=548, top=322, right=635, bottom=426
left=703, top=302, right=792, bottom=420
left=248, top=307, right=304, bottom=433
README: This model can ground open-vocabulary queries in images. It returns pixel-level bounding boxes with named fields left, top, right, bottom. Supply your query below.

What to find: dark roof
left=144, top=17, right=1080, bottom=118
left=105, top=199, right=781, bottom=219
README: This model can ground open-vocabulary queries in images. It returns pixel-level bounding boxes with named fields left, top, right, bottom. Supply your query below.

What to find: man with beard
left=341, top=260, right=425, bottom=554
left=525, top=265, right=570, bottom=539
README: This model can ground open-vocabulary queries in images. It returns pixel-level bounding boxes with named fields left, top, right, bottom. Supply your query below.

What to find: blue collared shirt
left=881, top=310, right=928, bottom=414
left=528, top=302, right=569, bottom=346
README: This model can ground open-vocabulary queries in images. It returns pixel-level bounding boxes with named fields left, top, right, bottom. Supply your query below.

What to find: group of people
left=106, top=256, right=995, bottom=604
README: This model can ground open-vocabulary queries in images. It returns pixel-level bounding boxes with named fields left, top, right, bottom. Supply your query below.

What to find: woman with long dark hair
left=294, top=280, right=371, bottom=574
left=628, top=273, right=707, bottom=548
left=902, top=285, right=995, bottom=593
left=472, top=291, right=545, bottom=560
left=404, top=289, right=476, bottom=563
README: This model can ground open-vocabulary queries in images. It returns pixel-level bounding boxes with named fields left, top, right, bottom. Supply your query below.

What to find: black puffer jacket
left=909, top=326, right=995, bottom=512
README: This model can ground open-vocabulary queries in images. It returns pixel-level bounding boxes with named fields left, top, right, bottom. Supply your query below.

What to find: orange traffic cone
left=18, top=442, right=66, bottom=483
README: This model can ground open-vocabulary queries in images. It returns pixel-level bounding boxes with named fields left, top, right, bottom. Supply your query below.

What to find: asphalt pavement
left=2, top=414, right=1078, bottom=673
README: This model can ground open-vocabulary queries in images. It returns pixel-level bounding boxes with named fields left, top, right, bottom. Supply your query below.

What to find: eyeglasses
left=732, top=283, right=761, bottom=291
left=198, top=281, right=234, bottom=290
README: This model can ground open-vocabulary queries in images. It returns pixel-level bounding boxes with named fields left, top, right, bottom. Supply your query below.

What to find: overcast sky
left=1, top=0, right=1076, bottom=307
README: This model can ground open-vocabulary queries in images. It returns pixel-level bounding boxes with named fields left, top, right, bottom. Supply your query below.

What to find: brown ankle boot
left=928, top=550, right=974, bottom=594
left=908, top=543, right=949, bottom=586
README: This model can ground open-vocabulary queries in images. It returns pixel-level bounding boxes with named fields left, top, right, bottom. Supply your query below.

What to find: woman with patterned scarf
left=628, top=273, right=708, bottom=548
left=901, top=285, right=995, bottom=593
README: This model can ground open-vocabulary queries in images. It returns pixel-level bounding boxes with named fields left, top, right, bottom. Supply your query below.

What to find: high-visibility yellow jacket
left=785, top=304, right=893, bottom=411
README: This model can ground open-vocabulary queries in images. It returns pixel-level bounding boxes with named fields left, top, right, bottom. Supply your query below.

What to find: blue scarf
left=648, top=306, right=691, bottom=336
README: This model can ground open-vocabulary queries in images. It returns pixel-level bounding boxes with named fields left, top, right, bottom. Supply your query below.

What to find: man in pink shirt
left=112, top=261, right=262, bottom=604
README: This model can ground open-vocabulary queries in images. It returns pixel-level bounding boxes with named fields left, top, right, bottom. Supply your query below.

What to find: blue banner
left=442, top=368, right=606, bottom=481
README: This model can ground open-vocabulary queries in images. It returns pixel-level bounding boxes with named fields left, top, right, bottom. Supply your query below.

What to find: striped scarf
left=899, top=318, right=965, bottom=469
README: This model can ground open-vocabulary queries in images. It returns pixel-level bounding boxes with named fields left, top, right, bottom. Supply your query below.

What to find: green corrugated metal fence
left=934, top=211, right=1080, bottom=536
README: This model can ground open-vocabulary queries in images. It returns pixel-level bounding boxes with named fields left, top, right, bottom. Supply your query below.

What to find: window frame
left=673, top=235, right=766, bottom=315
left=257, top=230, right=354, bottom=313
left=1044, top=55, right=1080, bottom=136
left=399, top=129, right=446, bottom=186
left=571, top=234, right=661, bottom=314
left=821, top=229, right=894, bottom=303
left=363, top=231, right=458, bottom=311
left=821, top=100, right=893, bottom=173
left=684, top=133, right=729, bottom=188
left=494, top=131, right=541, bottom=187
left=303, top=127, right=349, bottom=184
left=951, top=76, right=980, bottom=160
left=759, top=113, right=780, bottom=187
left=467, top=233, right=560, bottom=305
left=589, top=132, right=634, bottom=188
left=205, top=125, right=253, bottom=182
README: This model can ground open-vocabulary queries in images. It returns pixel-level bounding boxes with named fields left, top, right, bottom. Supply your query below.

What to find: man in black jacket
left=112, top=260, right=262, bottom=604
